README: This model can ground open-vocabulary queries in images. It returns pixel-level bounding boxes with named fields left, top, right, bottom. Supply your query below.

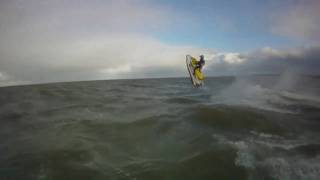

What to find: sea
left=0, top=75, right=320, bottom=180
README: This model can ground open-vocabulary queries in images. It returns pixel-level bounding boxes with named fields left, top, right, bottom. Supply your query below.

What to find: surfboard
left=186, top=55, right=204, bottom=87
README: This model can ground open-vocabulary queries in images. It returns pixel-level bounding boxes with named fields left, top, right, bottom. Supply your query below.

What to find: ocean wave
left=211, top=78, right=320, bottom=114
left=186, top=105, right=286, bottom=135
left=212, top=132, right=320, bottom=180
left=165, top=97, right=200, bottom=104
left=0, top=77, right=319, bottom=179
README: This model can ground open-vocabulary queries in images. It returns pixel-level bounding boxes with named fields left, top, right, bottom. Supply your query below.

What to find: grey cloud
left=1, top=0, right=319, bottom=87
left=206, top=46, right=320, bottom=76
left=0, top=0, right=172, bottom=34
left=270, top=0, right=320, bottom=41
left=0, top=0, right=183, bottom=86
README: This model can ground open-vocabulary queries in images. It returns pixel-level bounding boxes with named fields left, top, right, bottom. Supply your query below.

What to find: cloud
left=205, top=45, right=320, bottom=76
left=0, top=30, right=210, bottom=85
left=0, top=0, right=174, bottom=34
left=0, top=0, right=198, bottom=85
left=0, top=71, right=30, bottom=87
left=220, top=53, right=246, bottom=64
left=1, top=25, right=319, bottom=87
left=1, top=0, right=319, bottom=87
left=270, top=0, right=320, bottom=41
left=1, top=32, right=319, bottom=87
left=0, top=72, right=8, bottom=81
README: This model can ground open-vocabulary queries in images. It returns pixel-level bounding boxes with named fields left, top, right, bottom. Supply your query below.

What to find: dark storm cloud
left=206, top=46, right=320, bottom=76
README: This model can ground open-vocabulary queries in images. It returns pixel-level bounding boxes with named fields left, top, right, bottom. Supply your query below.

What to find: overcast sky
left=0, top=0, right=319, bottom=86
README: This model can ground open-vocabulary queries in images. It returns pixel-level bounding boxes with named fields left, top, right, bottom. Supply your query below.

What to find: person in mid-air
left=194, top=55, right=205, bottom=74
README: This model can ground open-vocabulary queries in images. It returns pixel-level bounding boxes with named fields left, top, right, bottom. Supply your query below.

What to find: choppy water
left=0, top=75, right=320, bottom=180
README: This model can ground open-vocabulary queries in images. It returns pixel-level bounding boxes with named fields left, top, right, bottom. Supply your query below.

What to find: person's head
left=199, top=55, right=205, bottom=65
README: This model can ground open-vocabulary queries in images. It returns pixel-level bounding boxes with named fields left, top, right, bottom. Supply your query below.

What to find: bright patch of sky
left=149, top=0, right=301, bottom=51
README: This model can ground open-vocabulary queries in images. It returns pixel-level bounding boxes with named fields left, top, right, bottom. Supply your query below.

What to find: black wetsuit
left=195, top=62, right=203, bottom=70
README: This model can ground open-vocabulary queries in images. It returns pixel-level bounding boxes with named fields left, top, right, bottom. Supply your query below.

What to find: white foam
left=233, top=141, right=256, bottom=169
left=210, top=79, right=320, bottom=114
left=250, top=131, right=280, bottom=139
left=280, top=91, right=320, bottom=108
left=263, top=157, right=320, bottom=180
left=211, top=135, right=257, bottom=169
left=212, top=133, right=320, bottom=179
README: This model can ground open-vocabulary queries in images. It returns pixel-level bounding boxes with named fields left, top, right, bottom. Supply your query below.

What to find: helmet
left=199, top=55, right=205, bottom=63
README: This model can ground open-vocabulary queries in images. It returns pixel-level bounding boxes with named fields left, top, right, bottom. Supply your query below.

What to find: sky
left=0, top=0, right=319, bottom=86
